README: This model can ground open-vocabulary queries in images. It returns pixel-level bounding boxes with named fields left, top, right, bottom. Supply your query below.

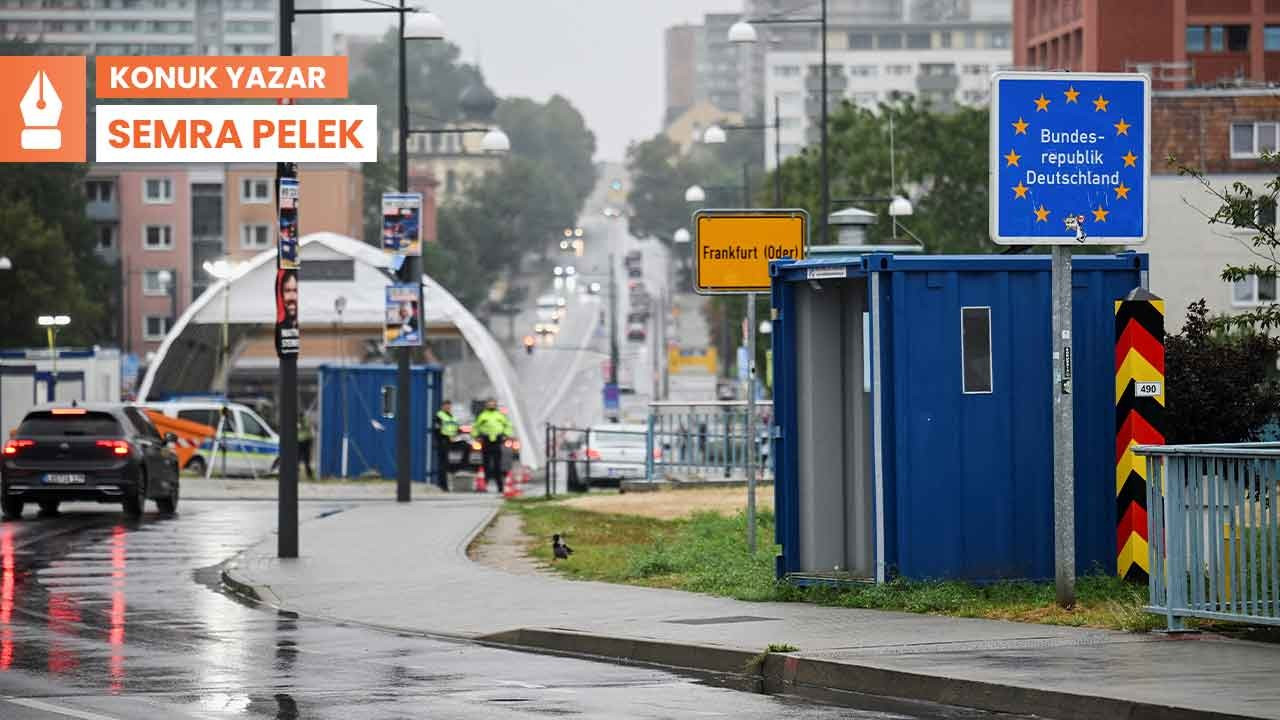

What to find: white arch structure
left=137, top=232, right=542, bottom=469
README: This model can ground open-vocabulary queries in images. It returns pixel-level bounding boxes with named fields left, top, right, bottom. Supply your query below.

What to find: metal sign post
left=693, top=209, right=808, bottom=553
left=989, top=71, right=1150, bottom=607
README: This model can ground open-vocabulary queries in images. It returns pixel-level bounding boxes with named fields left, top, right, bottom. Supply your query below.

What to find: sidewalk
left=221, top=500, right=1280, bottom=720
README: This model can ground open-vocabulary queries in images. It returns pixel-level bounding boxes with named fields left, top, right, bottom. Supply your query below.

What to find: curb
left=219, top=565, right=283, bottom=607
left=478, top=628, right=1260, bottom=720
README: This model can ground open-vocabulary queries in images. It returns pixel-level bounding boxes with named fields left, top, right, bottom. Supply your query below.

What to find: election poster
left=275, top=268, right=300, bottom=356
left=381, top=192, right=423, bottom=257
left=278, top=177, right=300, bottom=269
left=384, top=284, right=423, bottom=348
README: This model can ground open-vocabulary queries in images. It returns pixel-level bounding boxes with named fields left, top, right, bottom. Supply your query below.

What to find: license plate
left=44, top=473, right=86, bottom=485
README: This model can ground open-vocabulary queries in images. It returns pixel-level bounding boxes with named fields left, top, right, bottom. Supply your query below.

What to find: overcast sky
left=325, top=0, right=736, bottom=162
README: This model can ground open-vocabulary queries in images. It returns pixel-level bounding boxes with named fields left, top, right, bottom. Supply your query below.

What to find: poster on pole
left=381, top=192, right=423, bottom=257
left=989, top=71, right=1150, bottom=245
left=275, top=268, right=299, bottom=356
left=278, top=177, right=300, bottom=269
left=384, top=284, right=423, bottom=348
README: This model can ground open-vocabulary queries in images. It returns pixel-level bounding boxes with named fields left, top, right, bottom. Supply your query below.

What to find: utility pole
left=276, top=0, right=299, bottom=559
left=609, top=253, right=619, bottom=386
left=1051, top=245, right=1075, bottom=607
left=394, top=0, right=413, bottom=504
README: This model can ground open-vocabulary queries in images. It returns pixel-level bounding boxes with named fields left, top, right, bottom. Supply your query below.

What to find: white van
left=145, top=400, right=280, bottom=477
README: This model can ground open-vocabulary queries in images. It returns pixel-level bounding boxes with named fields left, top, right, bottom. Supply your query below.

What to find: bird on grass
left=552, top=534, right=573, bottom=560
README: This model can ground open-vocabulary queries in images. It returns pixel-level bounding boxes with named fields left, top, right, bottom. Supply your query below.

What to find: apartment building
left=1014, top=0, right=1280, bottom=88
left=0, top=0, right=278, bottom=56
left=86, top=163, right=363, bottom=354
left=764, top=29, right=1011, bottom=168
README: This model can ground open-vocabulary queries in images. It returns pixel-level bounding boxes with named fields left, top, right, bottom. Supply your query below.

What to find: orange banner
left=96, top=56, right=348, bottom=99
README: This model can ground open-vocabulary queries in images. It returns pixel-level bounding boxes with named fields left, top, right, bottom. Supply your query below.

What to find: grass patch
left=512, top=500, right=1168, bottom=632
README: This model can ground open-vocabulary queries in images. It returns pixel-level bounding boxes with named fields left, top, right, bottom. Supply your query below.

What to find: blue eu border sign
left=989, top=71, right=1150, bottom=245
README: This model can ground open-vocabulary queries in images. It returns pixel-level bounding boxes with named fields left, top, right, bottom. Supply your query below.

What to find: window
left=241, top=178, right=270, bottom=203
left=1210, top=25, right=1224, bottom=52
left=142, top=269, right=172, bottom=296
left=143, top=177, right=172, bottom=203
left=964, top=30, right=976, bottom=48
left=877, top=32, right=902, bottom=49
left=241, top=223, right=270, bottom=249
left=1267, top=26, right=1280, bottom=51
left=886, top=64, right=913, bottom=76
left=1187, top=25, right=1207, bottom=52
left=238, top=410, right=269, bottom=438
left=906, top=32, right=931, bottom=49
left=1260, top=198, right=1277, bottom=228
left=961, top=307, right=993, bottom=394
left=779, top=116, right=802, bottom=129
left=177, top=409, right=219, bottom=427
left=1232, top=274, right=1277, bottom=307
left=124, top=407, right=161, bottom=440
left=85, top=179, right=113, bottom=203
left=144, top=224, right=173, bottom=250
left=940, top=31, right=952, bottom=48
left=1230, top=122, right=1279, bottom=158
left=849, top=64, right=877, bottom=77
left=990, top=30, right=1010, bottom=49
left=380, top=385, right=396, bottom=417
left=849, top=32, right=872, bottom=49
left=852, top=91, right=878, bottom=105
left=97, top=225, right=115, bottom=250
left=1226, top=25, right=1249, bottom=52
left=143, top=315, right=173, bottom=340
left=772, top=64, right=800, bottom=77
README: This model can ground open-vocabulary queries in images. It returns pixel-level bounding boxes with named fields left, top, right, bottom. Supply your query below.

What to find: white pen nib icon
left=20, top=71, right=62, bottom=151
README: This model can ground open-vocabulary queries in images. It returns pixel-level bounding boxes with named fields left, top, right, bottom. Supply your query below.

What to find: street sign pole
left=989, top=71, right=1150, bottom=608
left=1051, top=244, right=1074, bottom=608
left=276, top=0, right=298, bottom=560
left=745, top=292, right=757, bottom=554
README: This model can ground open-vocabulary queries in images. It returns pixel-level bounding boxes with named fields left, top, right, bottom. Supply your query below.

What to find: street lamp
left=702, top=124, right=728, bottom=144
left=156, top=269, right=178, bottom=335
left=731, top=1, right=829, bottom=243
left=37, top=314, right=71, bottom=379
left=684, top=185, right=706, bottom=204
left=0, top=256, right=11, bottom=271
left=202, top=259, right=243, bottom=382
left=481, top=127, right=511, bottom=153
left=403, top=10, right=445, bottom=39
left=673, top=228, right=691, bottom=244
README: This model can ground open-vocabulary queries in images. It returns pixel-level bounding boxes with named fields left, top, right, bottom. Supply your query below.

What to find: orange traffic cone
left=503, top=480, right=521, bottom=499
left=474, top=466, right=487, bottom=493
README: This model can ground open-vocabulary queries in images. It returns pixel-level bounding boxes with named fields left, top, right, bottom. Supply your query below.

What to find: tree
left=1177, top=155, right=1280, bottom=330
left=1164, top=300, right=1280, bottom=443
left=496, top=95, right=597, bottom=206
left=0, top=200, right=101, bottom=347
left=770, top=98, right=990, bottom=252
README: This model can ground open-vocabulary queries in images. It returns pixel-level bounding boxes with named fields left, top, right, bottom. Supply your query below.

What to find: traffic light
left=523, top=335, right=535, bottom=355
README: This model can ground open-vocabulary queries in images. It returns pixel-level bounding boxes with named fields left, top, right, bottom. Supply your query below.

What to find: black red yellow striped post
left=1115, top=288, right=1164, bottom=583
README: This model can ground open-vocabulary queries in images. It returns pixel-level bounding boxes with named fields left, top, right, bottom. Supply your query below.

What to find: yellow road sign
left=694, top=210, right=807, bottom=293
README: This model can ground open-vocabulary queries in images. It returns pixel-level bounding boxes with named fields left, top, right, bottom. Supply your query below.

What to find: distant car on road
left=626, top=321, right=647, bottom=341
left=2, top=404, right=181, bottom=519
left=573, top=424, right=652, bottom=487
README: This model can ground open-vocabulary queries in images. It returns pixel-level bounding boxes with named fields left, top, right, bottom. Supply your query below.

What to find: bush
left=1165, top=300, right=1280, bottom=444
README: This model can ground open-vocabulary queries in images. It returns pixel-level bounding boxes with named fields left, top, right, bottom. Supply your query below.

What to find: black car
left=1, top=404, right=181, bottom=519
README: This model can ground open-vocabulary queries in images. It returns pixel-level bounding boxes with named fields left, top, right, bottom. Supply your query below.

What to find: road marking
left=535, top=302, right=601, bottom=427
left=3, top=697, right=125, bottom=720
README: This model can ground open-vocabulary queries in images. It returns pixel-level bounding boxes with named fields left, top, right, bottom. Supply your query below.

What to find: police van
left=144, top=399, right=280, bottom=477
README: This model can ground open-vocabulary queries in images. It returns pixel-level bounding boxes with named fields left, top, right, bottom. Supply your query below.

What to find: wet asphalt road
left=0, top=501, right=998, bottom=719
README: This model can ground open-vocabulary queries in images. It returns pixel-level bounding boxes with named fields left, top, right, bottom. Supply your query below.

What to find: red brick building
left=1152, top=89, right=1280, bottom=173
left=1014, top=0, right=1280, bottom=87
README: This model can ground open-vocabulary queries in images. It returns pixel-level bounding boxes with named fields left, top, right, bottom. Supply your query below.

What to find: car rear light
left=653, top=447, right=663, bottom=460
left=460, top=424, right=472, bottom=434
left=2, top=439, right=33, bottom=456
left=511, top=440, right=521, bottom=451
left=96, top=440, right=131, bottom=456
left=471, top=441, right=482, bottom=451
left=586, top=448, right=601, bottom=460
left=503, top=439, right=512, bottom=448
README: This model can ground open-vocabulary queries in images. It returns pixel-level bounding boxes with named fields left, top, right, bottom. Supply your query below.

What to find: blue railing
left=1135, top=443, right=1280, bottom=630
left=646, top=401, right=773, bottom=484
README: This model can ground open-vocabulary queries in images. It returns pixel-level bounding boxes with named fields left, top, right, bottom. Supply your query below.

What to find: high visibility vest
left=473, top=410, right=507, bottom=441
left=436, top=409, right=459, bottom=437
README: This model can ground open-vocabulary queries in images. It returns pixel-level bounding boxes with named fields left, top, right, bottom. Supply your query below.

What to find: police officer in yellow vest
left=433, top=400, right=460, bottom=491
left=473, top=399, right=510, bottom=493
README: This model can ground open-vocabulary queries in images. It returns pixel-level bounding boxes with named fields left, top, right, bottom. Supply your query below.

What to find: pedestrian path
left=222, top=500, right=1280, bottom=720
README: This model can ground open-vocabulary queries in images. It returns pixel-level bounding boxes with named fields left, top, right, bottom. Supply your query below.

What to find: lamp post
left=334, top=295, right=350, bottom=479
left=0, top=256, right=11, bottom=271
left=729, top=0, right=829, bottom=243
left=37, top=315, right=70, bottom=396
left=156, top=269, right=178, bottom=334
left=203, top=259, right=242, bottom=481
left=701, top=95, right=783, bottom=207
left=282, top=2, right=445, bottom=513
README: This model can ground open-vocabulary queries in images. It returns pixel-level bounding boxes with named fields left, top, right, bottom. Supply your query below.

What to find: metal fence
left=542, top=402, right=775, bottom=495
left=1135, top=443, right=1280, bottom=630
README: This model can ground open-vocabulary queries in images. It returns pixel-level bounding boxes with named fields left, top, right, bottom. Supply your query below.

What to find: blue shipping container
left=317, top=364, right=442, bottom=481
left=770, top=252, right=1147, bottom=582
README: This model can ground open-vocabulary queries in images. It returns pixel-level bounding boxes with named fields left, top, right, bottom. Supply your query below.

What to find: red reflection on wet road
left=47, top=592, right=80, bottom=673
left=109, top=526, right=126, bottom=693
left=1, top=526, right=13, bottom=670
